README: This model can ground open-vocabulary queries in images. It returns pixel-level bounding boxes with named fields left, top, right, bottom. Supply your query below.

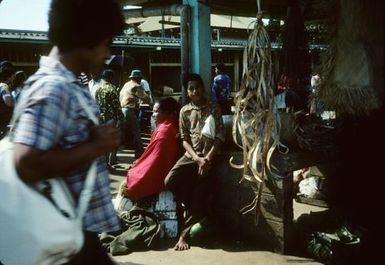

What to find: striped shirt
left=11, top=56, right=120, bottom=232
left=78, top=72, right=89, bottom=87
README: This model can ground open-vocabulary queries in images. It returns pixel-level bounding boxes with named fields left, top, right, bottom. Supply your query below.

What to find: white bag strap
left=76, top=161, right=98, bottom=218
left=71, top=88, right=99, bottom=218
left=72, top=87, right=99, bottom=125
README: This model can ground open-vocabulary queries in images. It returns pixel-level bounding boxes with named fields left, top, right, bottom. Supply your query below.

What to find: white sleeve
left=140, top=80, right=150, bottom=93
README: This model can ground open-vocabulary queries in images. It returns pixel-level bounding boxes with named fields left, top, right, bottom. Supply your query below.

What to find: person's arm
left=14, top=123, right=120, bottom=183
left=179, top=108, right=210, bottom=176
left=13, top=80, right=119, bottom=182
left=204, top=138, right=222, bottom=162
left=182, top=140, right=199, bottom=162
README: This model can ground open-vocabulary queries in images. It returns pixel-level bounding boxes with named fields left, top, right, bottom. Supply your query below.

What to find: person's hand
left=89, top=122, right=120, bottom=155
left=196, top=156, right=211, bottom=176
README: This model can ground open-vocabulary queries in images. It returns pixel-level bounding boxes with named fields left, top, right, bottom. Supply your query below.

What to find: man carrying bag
left=0, top=0, right=125, bottom=264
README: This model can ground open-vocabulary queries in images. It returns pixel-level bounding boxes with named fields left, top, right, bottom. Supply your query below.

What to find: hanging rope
left=230, top=0, right=282, bottom=225
left=255, top=0, right=262, bottom=14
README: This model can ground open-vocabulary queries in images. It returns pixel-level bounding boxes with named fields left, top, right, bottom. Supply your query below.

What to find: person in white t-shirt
left=88, top=72, right=102, bottom=100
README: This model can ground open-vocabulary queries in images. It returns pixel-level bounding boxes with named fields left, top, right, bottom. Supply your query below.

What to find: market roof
left=120, top=0, right=328, bottom=21
left=125, top=14, right=270, bottom=33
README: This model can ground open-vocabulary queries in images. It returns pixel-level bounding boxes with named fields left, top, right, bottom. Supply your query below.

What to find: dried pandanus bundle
left=230, top=10, right=282, bottom=224
left=318, top=0, right=382, bottom=116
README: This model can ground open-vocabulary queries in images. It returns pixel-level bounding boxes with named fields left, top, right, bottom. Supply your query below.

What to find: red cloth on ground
left=125, top=117, right=179, bottom=200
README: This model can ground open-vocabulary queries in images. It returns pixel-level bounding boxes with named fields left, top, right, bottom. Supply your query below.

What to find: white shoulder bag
left=201, top=114, right=216, bottom=140
left=0, top=77, right=99, bottom=265
left=201, top=106, right=217, bottom=140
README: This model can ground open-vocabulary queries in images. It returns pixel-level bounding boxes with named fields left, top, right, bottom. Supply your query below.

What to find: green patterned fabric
left=95, top=80, right=123, bottom=123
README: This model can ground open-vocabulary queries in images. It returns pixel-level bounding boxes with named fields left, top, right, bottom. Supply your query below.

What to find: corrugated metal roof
left=126, top=14, right=267, bottom=33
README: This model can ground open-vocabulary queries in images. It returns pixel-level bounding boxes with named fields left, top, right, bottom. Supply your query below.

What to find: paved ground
left=107, top=140, right=324, bottom=265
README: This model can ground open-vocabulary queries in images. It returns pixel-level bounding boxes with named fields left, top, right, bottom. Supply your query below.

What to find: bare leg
left=174, top=201, right=191, bottom=251
left=174, top=227, right=190, bottom=251
left=166, top=158, right=209, bottom=251
left=174, top=204, right=199, bottom=251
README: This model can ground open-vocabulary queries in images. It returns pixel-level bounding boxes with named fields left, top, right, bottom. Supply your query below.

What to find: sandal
left=336, top=226, right=360, bottom=245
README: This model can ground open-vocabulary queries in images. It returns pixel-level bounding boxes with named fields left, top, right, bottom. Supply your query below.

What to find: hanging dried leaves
left=231, top=11, right=282, bottom=224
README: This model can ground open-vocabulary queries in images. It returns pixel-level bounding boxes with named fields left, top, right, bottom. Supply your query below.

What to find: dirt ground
left=108, top=145, right=324, bottom=265
left=111, top=244, right=321, bottom=265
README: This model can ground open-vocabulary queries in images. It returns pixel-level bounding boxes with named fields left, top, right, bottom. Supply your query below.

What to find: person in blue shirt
left=211, top=63, right=232, bottom=115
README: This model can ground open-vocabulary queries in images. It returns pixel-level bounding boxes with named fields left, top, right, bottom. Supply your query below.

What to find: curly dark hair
left=0, top=60, right=15, bottom=82
left=157, top=97, right=180, bottom=117
left=101, top=69, right=114, bottom=83
left=48, top=0, right=125, bottom=52
left=215, top=62, right=225, bottom=72
left=182, top=73, right=205, bottom=91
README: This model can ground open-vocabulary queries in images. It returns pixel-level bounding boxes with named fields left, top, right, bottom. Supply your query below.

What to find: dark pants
left=121, top=107, right=143, bottom=158
left=66, top=231, right=114, bottom=265
left=164, top=156, right=215, bottom=236
left=218, top=100, right=232, bottom=115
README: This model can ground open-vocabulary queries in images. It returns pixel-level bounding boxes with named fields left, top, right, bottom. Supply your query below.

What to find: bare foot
left=174, top=236, right=190, bottom=251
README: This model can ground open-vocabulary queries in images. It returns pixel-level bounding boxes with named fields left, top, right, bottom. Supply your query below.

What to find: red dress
left=125, top=117, right=179, bottom=200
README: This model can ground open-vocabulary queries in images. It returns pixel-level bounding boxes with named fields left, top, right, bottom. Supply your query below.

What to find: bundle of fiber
left=231, top=6, right=282, bottom=224
left=318, top=0, right=383, bottom=116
